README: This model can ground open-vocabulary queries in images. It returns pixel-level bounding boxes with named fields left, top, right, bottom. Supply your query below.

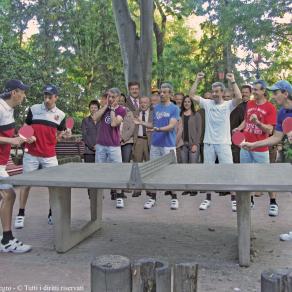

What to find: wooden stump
left=174, top=262, right=198, bottom=292
left=91, top=255, right=131, bottom=292
left=132, top=258, right=171, bottom=292
left=261, top=269, right=292, bottom=292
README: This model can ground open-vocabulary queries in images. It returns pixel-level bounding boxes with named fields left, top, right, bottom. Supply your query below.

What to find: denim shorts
left=240, top=148, right=270, bottom=164
left=23, top=153, right=58, bottom=173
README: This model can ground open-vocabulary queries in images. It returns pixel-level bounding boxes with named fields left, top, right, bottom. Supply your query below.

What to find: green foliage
left=153, top=18, right=200, bottom=93
left=0, top=0, right=124, bottom=133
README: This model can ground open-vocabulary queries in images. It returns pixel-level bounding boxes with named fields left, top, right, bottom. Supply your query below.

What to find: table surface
left=3, top=162, right=292, bottom=192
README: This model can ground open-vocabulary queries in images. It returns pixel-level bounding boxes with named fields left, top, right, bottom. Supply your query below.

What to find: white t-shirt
left=199, top=97, right=236, bottom=145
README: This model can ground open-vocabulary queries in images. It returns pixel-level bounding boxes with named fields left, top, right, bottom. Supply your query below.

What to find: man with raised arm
left=189, top=72, right=242, bottom=211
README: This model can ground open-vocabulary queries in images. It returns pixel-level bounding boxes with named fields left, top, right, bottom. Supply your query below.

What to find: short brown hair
left=241, top=85, right=252, bottom=93
left=128, top=81, right=140, bottom=88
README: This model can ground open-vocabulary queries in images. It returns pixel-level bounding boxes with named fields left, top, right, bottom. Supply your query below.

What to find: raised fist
left=196, top=72, right=205, bottom=81
left=226, top=73, right=235, bottom=82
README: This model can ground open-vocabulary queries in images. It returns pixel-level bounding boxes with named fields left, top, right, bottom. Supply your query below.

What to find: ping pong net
left=129, top=150, right=176, bottom=187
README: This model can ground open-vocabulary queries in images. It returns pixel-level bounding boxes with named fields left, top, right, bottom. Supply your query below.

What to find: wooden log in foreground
left=91, top=255, right=131, bottom=292
left=132, top=258, right=171, bottom=292
left=261, top=269, right=292, bottom=292
left=174, top=262, right=198, bottom=292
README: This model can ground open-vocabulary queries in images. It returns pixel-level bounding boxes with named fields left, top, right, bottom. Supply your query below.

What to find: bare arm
left=134, top=119, right=153, bottom=129
left=0, top=136, right=24, bottom=146
left=256, top=121, right=274, bottom=135
left=250, top=114, right=274, bottom=135
left=94, top=105, right=108, bottom=122
left=226, top=73, right=242, bottom=106
left=189, top=72, right=204, bottom=103
left=155, top=118, right=177, bottom=132
left=233, top=120, right=246, bottom=132
left=242, top=131, right=284, bottom=150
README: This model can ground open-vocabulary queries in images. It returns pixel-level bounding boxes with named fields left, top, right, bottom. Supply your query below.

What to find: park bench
left=2, top=151, right=292, bottom=267
left=6, top=156, right=23, bottom=176
left=55, top=140, right=85, bottom=159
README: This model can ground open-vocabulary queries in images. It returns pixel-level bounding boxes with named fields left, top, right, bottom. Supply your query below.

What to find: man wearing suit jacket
left=132, top=96, right=153, bottom=197
left=122, top=81, right=141, bottom=164
left=125, top=81, right=140, bottom=118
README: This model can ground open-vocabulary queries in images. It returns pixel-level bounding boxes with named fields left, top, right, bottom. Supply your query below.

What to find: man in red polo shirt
left=0, top=79, right=31, bottom=253
left=14, top=84, right=70, bottom=228
left=238, top=80, right=278, bottom=216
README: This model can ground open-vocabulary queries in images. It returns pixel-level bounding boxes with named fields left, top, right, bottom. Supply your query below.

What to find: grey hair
left=160, top=83, right=173, bottom=93
left=108, top=87, right=121, bottom=96
left=212, top=82, right=225, bottom=91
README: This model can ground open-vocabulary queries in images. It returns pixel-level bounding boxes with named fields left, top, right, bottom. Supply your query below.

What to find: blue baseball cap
left=267, top=80, right=292, bottom=95
left=4, top=79, right=29, bottom=92
left=253, top=79, right=267, bottom=89
left=43, top=84, right=58, bottom=95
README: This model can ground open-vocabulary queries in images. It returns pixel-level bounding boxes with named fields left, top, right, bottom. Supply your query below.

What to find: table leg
left=49, top=187, right=103, bottom=253
left=237, top=191, right=251, bottom=267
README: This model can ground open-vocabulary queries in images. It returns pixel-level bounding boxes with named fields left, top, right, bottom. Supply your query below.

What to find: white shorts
left=23, top=153, right=58, bottom=173
left=0, top=165, right=13, bottom=190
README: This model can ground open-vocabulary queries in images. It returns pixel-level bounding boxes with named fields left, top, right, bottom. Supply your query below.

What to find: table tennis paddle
left=282, top=117, right=292, bottom=134
left=232, top=131, right=245, bottom=146
left=19, top=125, right=34, bottom=152
left=66, top=117, right=74, bottom=130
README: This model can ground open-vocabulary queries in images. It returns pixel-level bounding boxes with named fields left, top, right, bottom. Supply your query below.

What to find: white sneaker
left=116, top=198, right=124, bottom=209
left=14, top=216, right=25, bottom=229
left=280, top=231, right=292, bottom=241
left=0, top=238, right=32, bottom=253
left=199, top=200, right=211, bottom=210
left=144, top=199, right=156, bottom=209
left=269, top=204, right=279, bottom=217
left=170, top=199, right=179, bottom=210
left=231, top=200, right=237, bottom=212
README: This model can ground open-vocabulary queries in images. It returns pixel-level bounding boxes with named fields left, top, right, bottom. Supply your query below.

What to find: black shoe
left=182, top=191, right=190, bottom=196
left=132, top=191, right=141, bottom=197
left=190, top=191, right=198, bottom=196
left=219, top=192, right=231, bottom=196
left=120, top=192, right=127, bottom=199
left=111, top=191, right=117, bottom=200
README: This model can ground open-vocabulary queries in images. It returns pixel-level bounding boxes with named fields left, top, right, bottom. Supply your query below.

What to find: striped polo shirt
left=0, top=98, right=15, bottom=165
left=25, top=103, right=66, bottom=157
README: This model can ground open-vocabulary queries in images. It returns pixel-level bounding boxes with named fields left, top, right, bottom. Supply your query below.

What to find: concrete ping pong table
left=2, top=152, right=292, bottom=267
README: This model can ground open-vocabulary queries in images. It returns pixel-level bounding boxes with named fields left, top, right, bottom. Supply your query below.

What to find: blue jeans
left=203, top=144, right=233, bottom=164
left=150, top=145, right=176, bottom=160
left=240, top=148, right=270, bottom=164
left=95, top=144, right=122, bottom=163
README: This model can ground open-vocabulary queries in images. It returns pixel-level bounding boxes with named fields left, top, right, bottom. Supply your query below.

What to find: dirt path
left=0, top=188, right=291, bottom=291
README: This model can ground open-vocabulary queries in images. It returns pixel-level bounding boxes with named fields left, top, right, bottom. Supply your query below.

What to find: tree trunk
left=153, top=0, right=167, bottom=88
left=112, top=0, right=153, bottom=96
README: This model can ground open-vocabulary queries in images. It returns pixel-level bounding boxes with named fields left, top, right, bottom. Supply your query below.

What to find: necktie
left=142, top=111, right=146, bottom=136
left=133, top=98, right=138, bottom=109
